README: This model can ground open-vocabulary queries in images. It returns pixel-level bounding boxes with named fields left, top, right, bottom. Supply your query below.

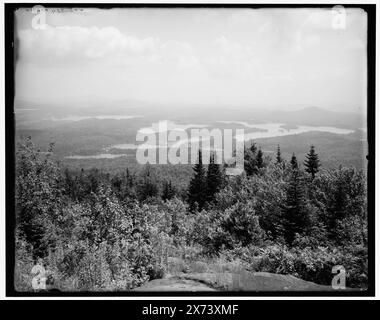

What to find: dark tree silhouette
left=206, top=153, right=223, bottom=203
left=137, top=165, right=159, bottom=202
left=276, top=145, right=282, bottom=164
left=282, top=168, right=308, bottom=245
left=249, top=141, right=257, bottom=154
left=244, top=142, right=257, bottom=176
left=327, top=170, right=349, bottom=240
left=187, top=150, right=206, bottom=211
left=290, top=152, right=298, bottom=169
left=304, top=146, right=320, bottom=179
left=162, top=180, right=176, bottom=201
left=256, top=148, right=264, bottom=169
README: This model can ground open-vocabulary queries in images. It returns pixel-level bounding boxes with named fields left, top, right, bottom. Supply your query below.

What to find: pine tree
left=304, top=145, right=320, bottom=179
left=250, top=141, right=257, bottom=154
left=162, top=180, right=176, bottom=201
left=76, top=168, right=86, bottom=201
left=188, top=150, right=206, bottom=212
left=256, top=148, right=264, bottom=169
left=206, top=153, right=223, bottom=203
left=244, top=142, right=257, bottom=176
left=137, top=165, right=158, bottom=202
left=282, top=168, right=308, bottom=245
left=327, top=169, right=349, bottom=240
left=290, top=152, right=298, bottom=169
left=64, top=168, right=76, bottom=200
left=276, top=145, right=282, bottom=164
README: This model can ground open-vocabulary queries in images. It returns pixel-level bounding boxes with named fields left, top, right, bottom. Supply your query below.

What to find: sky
left=15, top=7, right=367, bottom=112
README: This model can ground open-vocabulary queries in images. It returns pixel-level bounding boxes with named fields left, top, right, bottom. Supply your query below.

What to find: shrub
left=247, top=244, right=367, bottom=288
left=14, top=236, right=35, bottom=292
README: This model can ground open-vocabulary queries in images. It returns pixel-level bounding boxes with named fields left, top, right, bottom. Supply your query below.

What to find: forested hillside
left=15, top=137, right=368, bottom=291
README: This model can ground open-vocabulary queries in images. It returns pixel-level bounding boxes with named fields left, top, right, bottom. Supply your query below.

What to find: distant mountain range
left=264, top=106, right=364, bottom=129
left=173, top=106, right=364, bottom=130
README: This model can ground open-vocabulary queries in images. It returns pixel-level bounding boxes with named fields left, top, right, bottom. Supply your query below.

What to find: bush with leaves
left=16, top=138, right=65, bottom=258
left=246, top=243, right=367, bottom=288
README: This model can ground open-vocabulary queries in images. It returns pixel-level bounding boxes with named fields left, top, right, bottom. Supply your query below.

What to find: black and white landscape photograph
left=10, top=5, right=371, bottom=293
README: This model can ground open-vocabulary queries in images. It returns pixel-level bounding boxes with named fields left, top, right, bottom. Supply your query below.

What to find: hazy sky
left=15, top=8, right=367, bottom=112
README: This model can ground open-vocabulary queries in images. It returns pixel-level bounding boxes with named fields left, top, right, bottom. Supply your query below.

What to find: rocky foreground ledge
left=134, top=271, right=344, bottom=292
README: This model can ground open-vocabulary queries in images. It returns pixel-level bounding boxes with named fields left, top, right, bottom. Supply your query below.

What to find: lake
left=65, top=153, right=129, bottom=159
left=109, top=121, right=355, bottom=150
left=65, top=121, right=355, bottom=159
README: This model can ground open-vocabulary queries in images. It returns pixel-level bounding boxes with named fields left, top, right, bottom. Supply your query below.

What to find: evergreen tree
left=87, top=168, right=100, bottom=193
left=64, top=168, right=76, bottom=200
left=304, top=146, right=320, bottom=179
left=206, top=153, right=223, bottom=203
left=137, top=165, right=159, bottom=202
left=112, top=169, right=137, bottom=201
left=327, top=168, right=349, bottom=240
left=111, top=174, right=122, bottom=197
left=276, top=145, right=282, bottom=164
left=76, top=168, right=86, bottom=201
left=187, top=150, right=206, bottom=211
left=290, top=152, right=298, bottom=169
left=244, top=142, right=257, bottom=176
left=256, top=148, right=264, bottom=169
left=249, top=141, right=257, bottom=154
left=162, top=180, right=176, bottom=201
left=282, top=168, right=308, bottom=245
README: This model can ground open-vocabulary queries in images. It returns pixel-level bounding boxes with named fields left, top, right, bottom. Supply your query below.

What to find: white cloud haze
left=15, top=8, right=367, bottom=112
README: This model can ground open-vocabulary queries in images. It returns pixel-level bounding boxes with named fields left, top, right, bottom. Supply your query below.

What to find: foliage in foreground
left=15, top=138, right=368, bottom=291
